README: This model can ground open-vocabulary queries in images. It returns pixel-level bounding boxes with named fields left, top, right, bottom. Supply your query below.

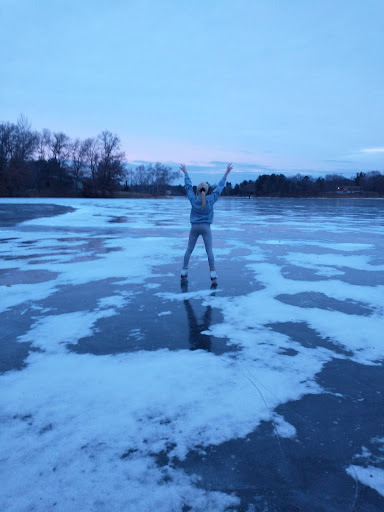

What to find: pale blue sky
left=1, top=0, right=384, bottom=183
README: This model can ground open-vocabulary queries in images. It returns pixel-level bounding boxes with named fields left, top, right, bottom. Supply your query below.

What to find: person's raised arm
left=180, top=164, right=195, bottom=201
left=212, top=163, right=233, bottom=202
left=224, top=163, right=233, bottom=179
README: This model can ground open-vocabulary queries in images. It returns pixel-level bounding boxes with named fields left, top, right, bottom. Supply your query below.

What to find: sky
left=1, top=0, right=384, bottom=184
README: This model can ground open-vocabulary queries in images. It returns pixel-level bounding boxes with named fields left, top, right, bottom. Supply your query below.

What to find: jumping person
left=180, top=163, right=233, bottom=283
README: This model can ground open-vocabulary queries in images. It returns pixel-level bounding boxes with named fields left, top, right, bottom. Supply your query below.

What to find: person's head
left=197, top=182, right=208, bottom=210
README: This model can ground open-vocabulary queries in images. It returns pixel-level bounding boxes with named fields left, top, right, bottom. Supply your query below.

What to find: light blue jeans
left=183, top=223, right=215, bottom=270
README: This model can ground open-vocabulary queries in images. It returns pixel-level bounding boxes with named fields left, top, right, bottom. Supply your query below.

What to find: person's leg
left=201, top=224, right=215, bottom=270
left=183, top=224, right=200, bottom=270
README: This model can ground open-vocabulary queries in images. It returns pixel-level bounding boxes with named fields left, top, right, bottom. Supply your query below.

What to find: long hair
left=197, top=182, right=208, bottom=210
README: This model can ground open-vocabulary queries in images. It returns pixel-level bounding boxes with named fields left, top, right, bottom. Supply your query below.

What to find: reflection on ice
left=183, top=298, right=212, bottom=351
left=180, top=281, right=218, bottom=352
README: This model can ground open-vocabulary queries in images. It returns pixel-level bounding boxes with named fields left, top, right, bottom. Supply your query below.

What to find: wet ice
left=1, top=196, right=384, bottom=511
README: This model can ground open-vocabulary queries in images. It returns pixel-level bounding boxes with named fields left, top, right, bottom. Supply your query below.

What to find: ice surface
left=1, top=197, right=384, bottom=511
left=346, top=466, right=384, bottom=497
left=346, top=437, right=384, bottom=498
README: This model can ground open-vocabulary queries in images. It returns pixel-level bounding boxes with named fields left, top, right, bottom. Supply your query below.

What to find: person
left=180, top=163, right=233, bottom=283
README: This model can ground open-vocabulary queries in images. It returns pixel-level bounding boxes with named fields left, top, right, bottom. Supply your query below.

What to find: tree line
left=221, top=171, right=384, bottom=197
left=170, top=170, right=384, bottom=198
left=1, top=117, right=383, bottom=198
left=0, top=117, right=180, bottom=197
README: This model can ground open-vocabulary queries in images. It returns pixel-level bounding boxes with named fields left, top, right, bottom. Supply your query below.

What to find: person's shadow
left=181, top=282, right=213, bottom=351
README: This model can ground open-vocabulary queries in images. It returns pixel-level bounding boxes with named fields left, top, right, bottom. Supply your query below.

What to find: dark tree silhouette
left=0, top=117, right=383, bottom=198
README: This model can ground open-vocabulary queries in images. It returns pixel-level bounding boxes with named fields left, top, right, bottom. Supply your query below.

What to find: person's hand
left=180, top=164, right=188, bottom=174
left=224, top=163, right=233, bottom=178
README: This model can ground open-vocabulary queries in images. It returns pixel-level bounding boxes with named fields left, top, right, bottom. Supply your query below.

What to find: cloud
left=322, top=159, right=356, bottom=165
left=208, top=161, right=275, bottom=173
left=360, top=148, right=384, bottom=153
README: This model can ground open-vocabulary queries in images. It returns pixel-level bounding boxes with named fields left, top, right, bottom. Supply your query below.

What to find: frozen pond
left=1, top=196, right=384, bottom=511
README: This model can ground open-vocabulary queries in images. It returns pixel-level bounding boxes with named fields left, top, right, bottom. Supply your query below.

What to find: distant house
left=336, top=186, right=363, bottom=194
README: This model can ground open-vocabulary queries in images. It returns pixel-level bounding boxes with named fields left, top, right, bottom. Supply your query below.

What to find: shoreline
left=1, top=194, right=382, bottom=200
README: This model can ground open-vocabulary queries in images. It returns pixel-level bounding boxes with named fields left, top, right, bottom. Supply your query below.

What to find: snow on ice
left=1, top=196, right=384, bottom=511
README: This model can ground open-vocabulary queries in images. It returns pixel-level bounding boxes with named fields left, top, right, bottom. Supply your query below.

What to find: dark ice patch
left=0, top=279, right=125, bottom=372
left=120, top=448, right=139, bottom=459
left=0, top=304, right=43, bottom=373
left=337, top=267, right=384, bottom=287
left=0, top=337, right=33, bottom=374
left=28, top=259, right=60, bottom=265
left=0, top=237, right=18, bottom=243
left=267, top=321, right=352, bottom=356
left=108, top=216, right=128, bottom=223
left=40, top=423, right=54, bottom=434
left=13, top=413, right=33, bottom=424
left=276, top=291, right=374, bottom=316
left=68, top=293, right=234, bottom=356
left=66, top=260, right=258, bottom=356
left=57, top=237, right=85, bottom=242
left=281, top=264, right=384, bottom=288
left=278, top=347, right=299, bottom=357
left=0, top=269, right=58, bottom=286
left=0, top=203, right=74, bottom=227
left=153, top=260, right=261, bottom=298
left=38, top=278, right=124, bottom=313
left=172, top=359, right=384, bottom=512
left=352, top=437, right=384, bottom=468
left=281, top=264, right=334, bottom=282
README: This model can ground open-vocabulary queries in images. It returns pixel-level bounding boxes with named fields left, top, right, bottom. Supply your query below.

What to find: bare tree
left=0, top=116, right=38, bottom=194
left=47, top=132, right=71, bottom=183
left=82, top=137, right=99, bottom=183
left=14, top=115, right=38, bottom=163
left=70, top=138, right=90, bottom=189
left=0, top=122, right=16, bottom=168
left=131, top=162, right=181, bottom=195
left=34, top=129, right=54, bottom=189
left=0, top=122, right=16, bottom=194
left=124, top=167, right=135, bottom=189
left=95, top=131, right=125, bottom=195
left=151, top=162, right=180, bottom=195
left=36, top=129, right=51, bottom=162
left=134, top=164, right=150, bottom=190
